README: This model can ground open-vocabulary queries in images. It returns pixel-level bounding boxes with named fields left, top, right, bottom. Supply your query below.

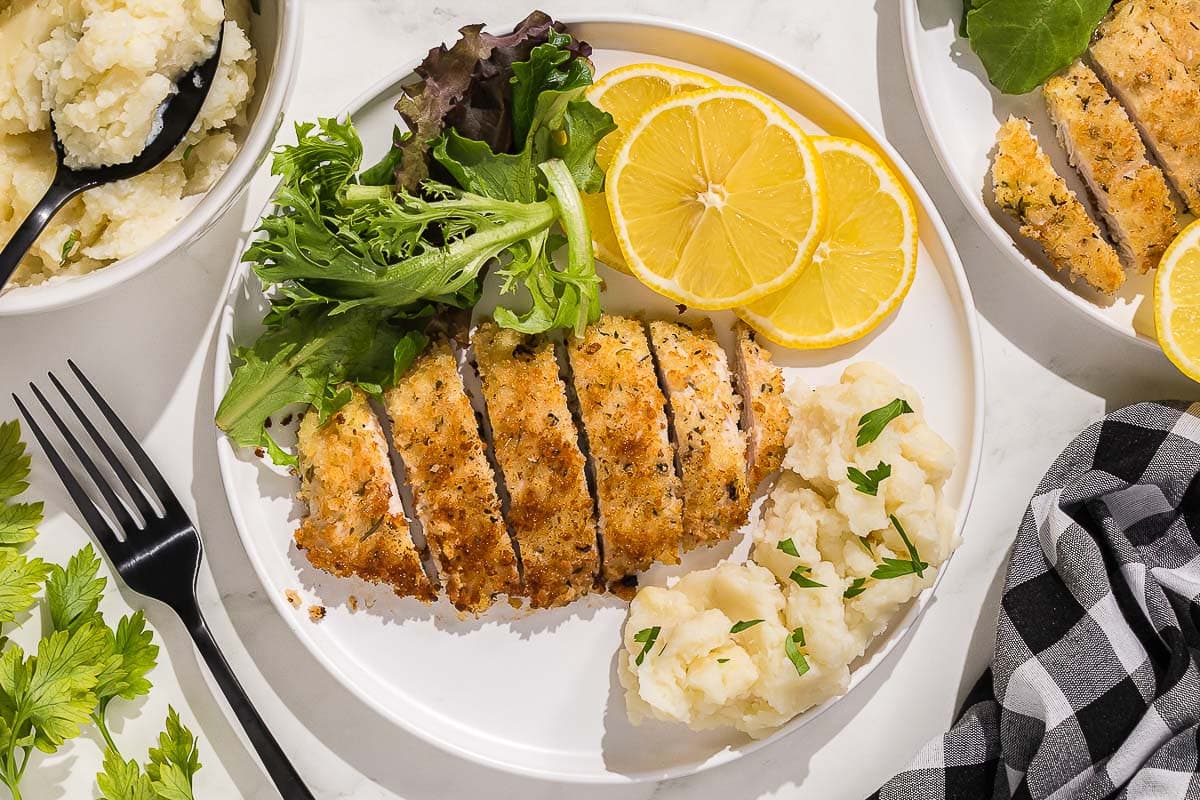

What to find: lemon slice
left=607, top=86, right=826, bottom=309
left=736, top=136, right=917, bottom=348
left=1155, top=219, right=1200, bottom=382
left=584, top=64, right=719, bottom=273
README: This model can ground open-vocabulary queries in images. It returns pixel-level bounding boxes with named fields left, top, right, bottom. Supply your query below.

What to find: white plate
left=901, top=0, right=1164, bottom=348
left=214, top=17, right=985, bottom=784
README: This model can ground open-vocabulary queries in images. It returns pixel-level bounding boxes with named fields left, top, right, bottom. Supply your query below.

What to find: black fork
left=13, top=362, right=313, bottom=800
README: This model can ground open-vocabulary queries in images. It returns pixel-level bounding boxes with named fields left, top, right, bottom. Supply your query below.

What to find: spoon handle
left=0, top=174, right=87, bottom=290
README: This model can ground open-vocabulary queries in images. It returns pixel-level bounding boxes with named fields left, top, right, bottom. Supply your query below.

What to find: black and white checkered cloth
left=874, top=401, right=1200, bottom=800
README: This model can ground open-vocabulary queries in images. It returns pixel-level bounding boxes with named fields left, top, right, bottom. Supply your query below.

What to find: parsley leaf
left=633, top=626, right=660, bottom=666
left=730, top=619, right=764, bottom=634
left=891, top=514, right=925, bottom=577
left=0, top=422, right=31, bottom=502
left=844, top=577, right=868, bottom=599
left=776, top=538, right=800, bottom=557
left=870, top=557, right=930, bottom=580
left=847, top=461, right=892, bottom=496
left=856, top=399, right=913, bottom=446
left=0, top=550, right=50, bottom=627
left=788, top=565, right=826, bottom=589
left=97, top=747, right=156, bottom=800
left=855, top=535, right=875, bottom=556
left=46, top=545, right=106, bottom=634
left=60, top=231, right=79, bottom=265
left=784, top=627, right=809, bottom=677
left=717, top=658, right=730, bottom=664
left=0, top=502, right=42, bottom=547
left=146, top=707, right=201, bottom=800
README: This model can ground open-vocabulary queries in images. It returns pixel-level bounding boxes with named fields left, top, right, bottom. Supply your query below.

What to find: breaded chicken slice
left=1091, top=0, right=1200, bottom=213
left=648, top=319, right=749, bottom=551
left=1142, top=0, right=1200, bottom=81
left=569, top=315, right=683, bottom=585
left=473, top=322, right=598, bottom=608
left=731, top=321, right=790, bottom=489
left=294, top=389, right=435, bottom=601
left=1044, top=61, right=1178, bottom=273
left=991, top=116, right=1126, bottom=293
left=384, top=339, right=520, bottom=614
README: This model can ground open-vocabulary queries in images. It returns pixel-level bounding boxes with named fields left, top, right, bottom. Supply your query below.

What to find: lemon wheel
left=1155, top=218, right=1200, bottom=382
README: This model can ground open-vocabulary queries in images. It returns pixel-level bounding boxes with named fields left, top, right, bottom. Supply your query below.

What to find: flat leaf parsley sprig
left=0, top=421, right=203, bottom=800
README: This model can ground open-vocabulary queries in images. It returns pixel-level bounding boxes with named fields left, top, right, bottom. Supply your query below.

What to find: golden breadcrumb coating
left=648, top=319, right=749, bottom=551
left=473, top=322, right=598, bottom=608
left=732, top=321, right=790, bottom=489
left=569, top=315, right=683, bottom=584
left=384, top=339, right=520, bottom=614
left=992, top=116, right=1126, bottom=293
left=294, top=389, right=435, bottom=602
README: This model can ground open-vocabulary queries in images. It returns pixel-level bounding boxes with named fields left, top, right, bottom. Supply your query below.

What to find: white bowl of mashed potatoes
left=0, top=0, right=301, bottom=314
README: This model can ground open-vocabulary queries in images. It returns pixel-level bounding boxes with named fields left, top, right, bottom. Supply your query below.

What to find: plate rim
left=899, top=0, right=1160, bottom=351
left=212, top=13, right=987, bottom=784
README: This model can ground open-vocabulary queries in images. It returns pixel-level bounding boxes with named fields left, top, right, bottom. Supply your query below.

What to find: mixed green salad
left=215, top=12, right=615, bottom=463
left=963, top=0, right=1112, bottom=94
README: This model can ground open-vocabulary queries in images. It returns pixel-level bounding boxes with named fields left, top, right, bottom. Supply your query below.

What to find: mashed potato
left=0, top=0, right=257, bottom=287
left=619, top=362, right=958, bottom=736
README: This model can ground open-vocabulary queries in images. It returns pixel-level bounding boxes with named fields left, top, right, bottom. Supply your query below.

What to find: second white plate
left=902, top=0, right=1164, bottom=348
left=215, top=16, right=984, bottom=784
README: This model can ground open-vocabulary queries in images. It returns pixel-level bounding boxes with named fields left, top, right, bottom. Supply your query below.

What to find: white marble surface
left=1, top=1, right=1197, bottom=798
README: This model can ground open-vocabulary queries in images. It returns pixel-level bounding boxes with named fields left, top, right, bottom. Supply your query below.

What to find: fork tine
left=48, top=370, right=158, bottom=523
left=67, top=360, right=180, bottom=514
left=13, top=394, right=123, bottom=555
left=29, top=381, right=140, bottom=535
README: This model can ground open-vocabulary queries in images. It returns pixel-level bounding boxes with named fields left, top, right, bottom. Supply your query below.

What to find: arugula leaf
left=856, top=399, right=913, bottom=446
left=965, top=0, right=1112, bottom=94
left=510, top=31, right=593, bottom=144
left=0, top=502, right=42, bottom=547
left=98, top=748, right=156, bottom=800
left=730, top=619, right=764, bottom=634
left=788, top=565, right=826, bottom=589
left=784, top=627, right=809, bottom=677
left=847, top=461, right=892, bottom=496
left=632, top=626, right=660, bottom=666
left=777, top=538, right=800, bottom=557
left=146, top=707, right=201, bottom=800
left=0, top=422, right=31, bottom=502
left=0, top=550, right=50, bottom=628
left=45, top=545, right=106, bottom=635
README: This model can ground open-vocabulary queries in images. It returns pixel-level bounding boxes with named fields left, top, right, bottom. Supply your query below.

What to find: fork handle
left=180, top=603, right=316, bottom=799
left=0, top=172, right=87, bottom=289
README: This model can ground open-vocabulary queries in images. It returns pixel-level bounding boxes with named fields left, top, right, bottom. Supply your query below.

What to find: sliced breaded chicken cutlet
left=648, top=319, right=749, bottom=551
left=1141, top=0, right=1200, bottom=81
left=731, top=321, right=789, bottom=489
left=384, top=339, right=520, bottom=614
left=473, top=322, right=598, bottom=608
left=569, top=315, right=683, bottom=585
left=992, top=116, right=1126, bottom=293
left=1091, top=0, right=1200, bottom=213
left=294, top=389, right=435, bottom=601
left=1044, top=61, right=1178, bottom=273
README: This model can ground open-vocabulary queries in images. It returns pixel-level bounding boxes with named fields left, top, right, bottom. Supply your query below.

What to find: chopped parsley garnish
left=844, top=577, right=868, bottom=599
left=788, top=565, right=826, bottom=588
left=855, top=535, right=875, bottom=556
left=784, top=627, right=809, bottom=677
left=633, top=626, right=661, bottom=666
left=730, top=619, right=764, bottom=634
left=856, top=399, right=914, bottom=446
left=60, top=231, right=79, bottom=265
left=891, top=514, right=925, bottom=577
left=717, top=658, right=730, bottom=664
left=777, top=538, right=800, bottom=557
left=182, top=143, right=196, bottom=160
left=847, top=461, right=892, bottom=495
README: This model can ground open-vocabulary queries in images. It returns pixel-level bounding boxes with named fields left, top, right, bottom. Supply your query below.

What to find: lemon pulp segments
left=737, top=136, right=917, bottom=348
left=607, top=86, right=826, bottom=309
left=583, top=64, right=719, bottom=272
left=1155, top=220, right=1200, bottom=382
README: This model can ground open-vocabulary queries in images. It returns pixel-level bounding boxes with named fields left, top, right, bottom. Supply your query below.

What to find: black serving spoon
left=0, top=24, right=224, bottom=289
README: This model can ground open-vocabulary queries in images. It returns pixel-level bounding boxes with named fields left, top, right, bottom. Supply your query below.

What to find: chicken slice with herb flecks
left=1044, top=61, right=1178, bottom=273
left=648, top=319, right=749, bottom=551
left=473, top=322, right=598, bottom=608
left=569, top=315, right=683, bottom=587
left=384, top=339, right=520, bottom=614
left=1141, top=0, right=1200, bottom=82
left=991, top=116, right=1126, bottom=293
left=732, top=321, right=790, bottom=489
left=1091, top=0, right=1200, bottom=213
left=294, top=388, right=435, bottom=602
